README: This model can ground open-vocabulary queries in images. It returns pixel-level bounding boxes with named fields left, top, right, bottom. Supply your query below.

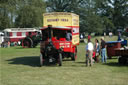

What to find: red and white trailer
left=4, top=28, right=39, bottom=42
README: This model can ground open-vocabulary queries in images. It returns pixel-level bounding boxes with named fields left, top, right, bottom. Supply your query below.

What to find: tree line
left=0, top=0, right=45, bottom=29
left=0, top=0, right=128, bottom=34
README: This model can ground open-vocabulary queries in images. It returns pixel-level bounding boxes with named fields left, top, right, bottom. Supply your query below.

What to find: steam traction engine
left=22, top=32, right=41, bottom=48
left=40, top=12, right=79, bottom=66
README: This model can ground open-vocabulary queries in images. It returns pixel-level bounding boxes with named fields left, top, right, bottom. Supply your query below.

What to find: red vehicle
left=40, top=12, right=79, bottom=66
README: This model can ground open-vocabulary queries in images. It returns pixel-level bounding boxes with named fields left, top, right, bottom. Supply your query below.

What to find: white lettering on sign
left=59, top=43, right=71, bottom=48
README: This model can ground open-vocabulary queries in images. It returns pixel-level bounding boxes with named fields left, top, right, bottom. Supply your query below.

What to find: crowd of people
left=0, top=41, right=10, bottom=48
left=0, top=41, right=21, bottom=48
left=85, top=34, right=107, bottom=67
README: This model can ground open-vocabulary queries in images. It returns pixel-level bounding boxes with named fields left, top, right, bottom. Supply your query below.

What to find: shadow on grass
left=63, top=59, right=73, bottom=61
left=14, top=46, right=40, bottom=49
left=7, top=56, right=40, bottom=67
left=15, top=47, right=24, bottom=49
left=103, top=62, right=128, bottom=67
left=76, top=61, right=86, bottom=64
left=7, top=56, right=62, bottom=67
left=108, top=57, right=118, bottom=59
left=76, top=61, right=128, bottom=67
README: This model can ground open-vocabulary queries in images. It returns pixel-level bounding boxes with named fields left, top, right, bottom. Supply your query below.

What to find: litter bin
left=106, top=41, right=121, bottom=58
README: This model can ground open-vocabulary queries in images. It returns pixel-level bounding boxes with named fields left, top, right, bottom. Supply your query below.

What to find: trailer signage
left=43, top=12, right=79, bottom=27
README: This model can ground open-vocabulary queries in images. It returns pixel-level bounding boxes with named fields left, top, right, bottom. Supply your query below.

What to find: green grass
left=1, top=36, right=128, bottom=85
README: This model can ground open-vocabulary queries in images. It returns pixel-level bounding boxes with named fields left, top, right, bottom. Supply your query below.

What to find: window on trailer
left=4, top=32, right=10, bottom=37
left=12, top=32, right=17, bottom=37
left=22, top=32, right=26, bottom=37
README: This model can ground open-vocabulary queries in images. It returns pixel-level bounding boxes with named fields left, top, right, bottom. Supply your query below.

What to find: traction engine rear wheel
left=59, top=53, right=62, bottom=66
left=40, top=53, right=43, bottom=66
left=22, top=37, right=33, bottom=48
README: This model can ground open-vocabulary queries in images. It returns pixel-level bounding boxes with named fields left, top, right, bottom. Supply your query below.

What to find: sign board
left=43, top=12, right=79, bottom=27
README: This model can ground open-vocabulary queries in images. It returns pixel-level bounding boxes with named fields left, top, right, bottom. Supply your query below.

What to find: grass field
left=0, top=36, right=128, bottom=85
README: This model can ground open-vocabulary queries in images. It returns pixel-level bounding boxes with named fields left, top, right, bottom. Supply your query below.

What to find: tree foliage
left=46, top=0, right=80, bottom=12
left=15, top=0, right=46, bottom=28
left=0, top=0, right=46, bottom=30
left=46, top=0, right=128, bottom=34
left=0, top=0, right=15, bottom=30
left=0, top=0, right=127, bottom=34
left=98, top=0, right=128, bottom=30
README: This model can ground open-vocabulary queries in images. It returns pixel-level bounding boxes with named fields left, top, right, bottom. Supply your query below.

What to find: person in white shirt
left=85, top=39, right=94, bottom=66
left=80, top=34, right=83, bottom=39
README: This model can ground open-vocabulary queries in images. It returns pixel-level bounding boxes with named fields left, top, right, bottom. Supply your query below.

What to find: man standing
left=100, top=37, right=107, bottom=63
left=86, top=39, right=94, bottom=66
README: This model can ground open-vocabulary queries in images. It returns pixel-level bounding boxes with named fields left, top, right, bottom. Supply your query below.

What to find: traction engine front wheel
left=71, top=47, right=77, bottom=61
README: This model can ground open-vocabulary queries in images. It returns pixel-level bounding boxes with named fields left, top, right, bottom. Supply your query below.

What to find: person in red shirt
left=88, top=34, right=91, bottom=42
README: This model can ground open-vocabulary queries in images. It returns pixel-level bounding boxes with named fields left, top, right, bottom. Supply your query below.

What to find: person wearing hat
left=100, top=37, right=107, bottom=63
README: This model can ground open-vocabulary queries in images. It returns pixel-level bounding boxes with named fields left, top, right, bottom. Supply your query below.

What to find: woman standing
left=94, top=39, right=100, bottom=62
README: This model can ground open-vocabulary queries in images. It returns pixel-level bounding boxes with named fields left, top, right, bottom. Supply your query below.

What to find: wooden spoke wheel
left=40, top=53, right=43, bottom=66
left=71, top=47, right=77, bottom=61
left=59, top=53, right=62, bottom=66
